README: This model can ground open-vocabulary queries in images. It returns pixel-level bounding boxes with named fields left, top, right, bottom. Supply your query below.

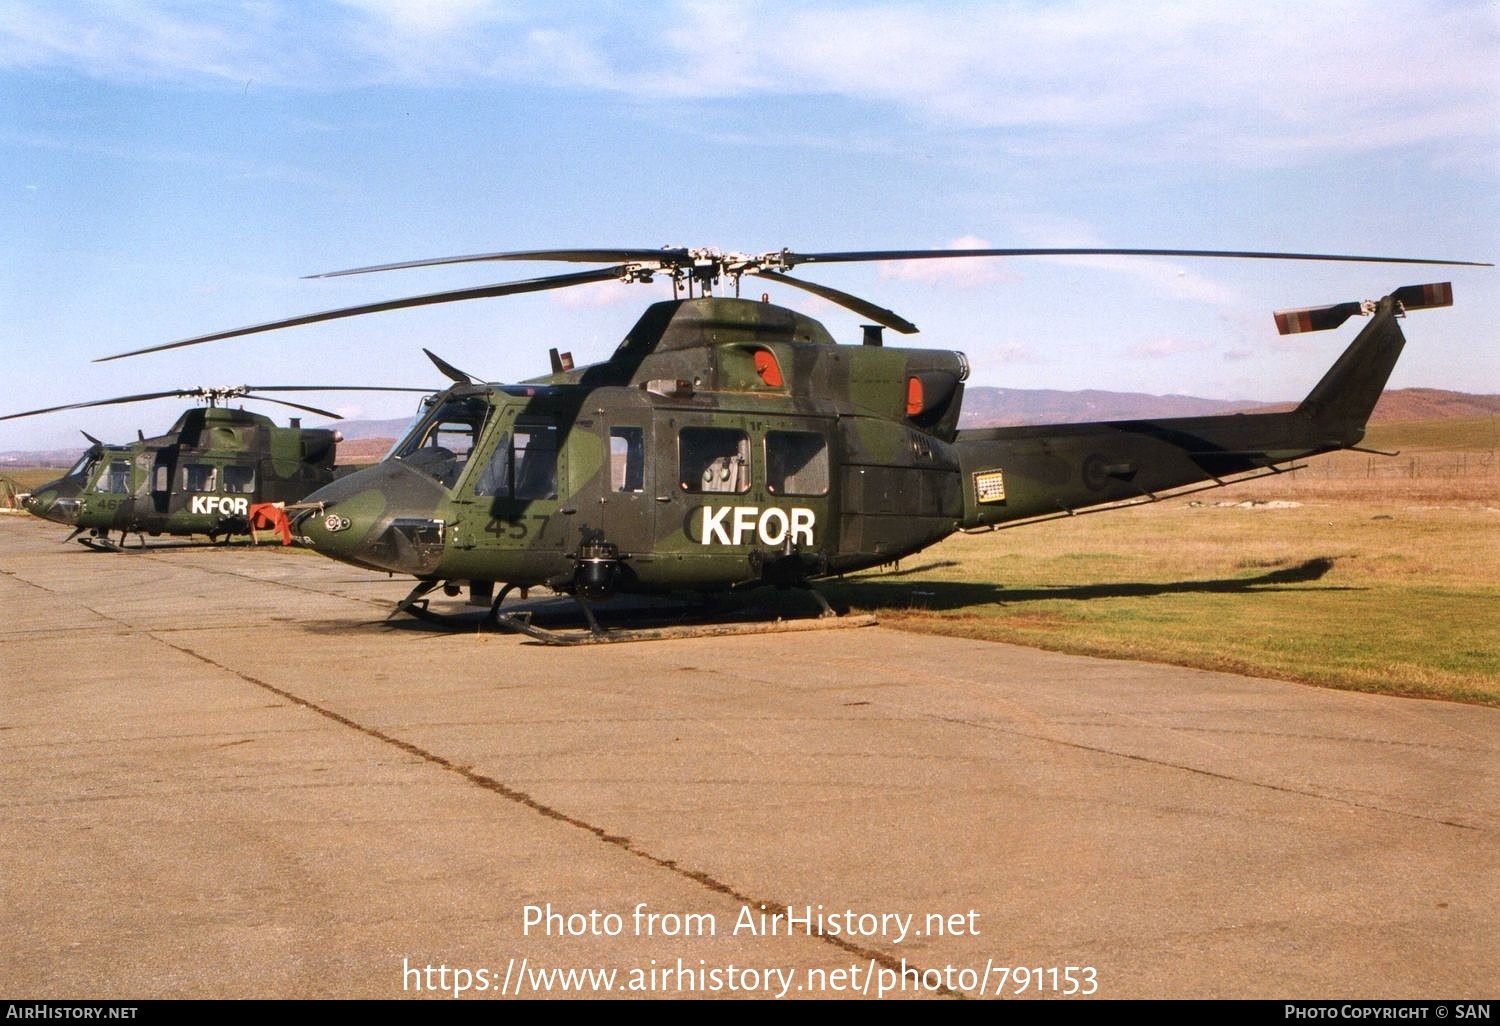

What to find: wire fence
left=1285, top=451, right=1498, bottom=480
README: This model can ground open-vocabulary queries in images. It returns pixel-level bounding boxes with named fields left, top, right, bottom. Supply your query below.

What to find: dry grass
left=825, top=472, right=1499, bottom=705
left=2, top=467, right=68, bottom=492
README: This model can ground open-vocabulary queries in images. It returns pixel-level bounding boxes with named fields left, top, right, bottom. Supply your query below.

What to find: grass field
left=2, top=467, right=68, bottom=493
left=7, top=419, right=1497, bottom=704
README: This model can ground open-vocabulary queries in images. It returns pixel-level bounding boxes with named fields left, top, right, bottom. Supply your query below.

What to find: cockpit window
left=474, top=417, right=559, bottom=500
left=393, top=394, right=491, bottom=489
left=95, top=460, right=133, bottom=494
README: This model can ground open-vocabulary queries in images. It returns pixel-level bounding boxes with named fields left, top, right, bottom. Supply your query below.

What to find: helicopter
left=94, top=246, right=1488, bottom=639
left=2, top=385, right=428, bottom=550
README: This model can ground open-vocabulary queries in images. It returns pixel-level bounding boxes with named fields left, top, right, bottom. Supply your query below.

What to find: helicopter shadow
left=825, top=555, right=1351, bottom=611
left=319, top=556, right=1352, bottom=638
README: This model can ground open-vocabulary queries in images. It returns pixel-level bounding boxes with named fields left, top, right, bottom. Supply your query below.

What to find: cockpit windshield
left=391, top=393, right=491, bottom=489
left=65, top=450, right=99, bottom=481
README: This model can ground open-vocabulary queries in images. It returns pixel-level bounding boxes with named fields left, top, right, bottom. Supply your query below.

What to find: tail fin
left=1287, top=283, right=1451, bottom=445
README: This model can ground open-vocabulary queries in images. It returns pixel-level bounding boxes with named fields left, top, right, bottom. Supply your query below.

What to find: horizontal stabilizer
left=1273, top=282, right=1453, bottom=335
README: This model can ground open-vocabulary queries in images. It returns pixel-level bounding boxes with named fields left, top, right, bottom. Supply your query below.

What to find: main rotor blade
left=95, top=265, right=631, bottom=362
left=309, top=249, right=692, bottom=279
left=422, top=349, right=477, bottom=385
left=751, top=270, right=919, bottom=334
left=243, top=385, right=433, bottom=394
left=780, top=248, right=1493, bottom=268
left=1, top=384, right=433, bottom=422
left=0, top=389, right=201, bottom=422
left=239, top=394, right=343, bottom=419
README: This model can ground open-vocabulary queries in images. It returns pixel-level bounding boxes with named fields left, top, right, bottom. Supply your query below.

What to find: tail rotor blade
left=1274, top=283, right=1456, bottom=335
left=1390, top=282, right=1454, bottom=311
left=1274, top=302, right=1366, bottom=335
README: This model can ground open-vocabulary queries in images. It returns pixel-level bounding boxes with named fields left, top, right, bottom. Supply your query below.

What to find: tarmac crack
left=928, top=713, right=1484, bottom=832
left=789, top=648, right=1489, bottom=832
left=151, top=634, right=964, bottom=997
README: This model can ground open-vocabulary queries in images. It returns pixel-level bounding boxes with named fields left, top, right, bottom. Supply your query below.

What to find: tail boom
left=955, top=289, right=1416, bottom=529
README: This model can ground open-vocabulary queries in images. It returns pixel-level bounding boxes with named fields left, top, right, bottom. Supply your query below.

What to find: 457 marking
left=485, top=513, right=548, bottom=540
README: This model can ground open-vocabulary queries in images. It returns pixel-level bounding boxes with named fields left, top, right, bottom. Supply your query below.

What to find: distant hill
left=4, top=388, right=1494, bottom=468
left=324, top=388, right=1500, bottom=462
left=1367, top=388, right=1500, bottom=422
left=333, top=417, right=412, bottom=440
left=956, top=386, right=1499, bottom=428
left=957, top=389, right=1282, bottom=427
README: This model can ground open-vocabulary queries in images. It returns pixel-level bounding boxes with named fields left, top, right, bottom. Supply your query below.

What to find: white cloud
left=1128, top=336, right=1213, bottom=359
left=3, top=1, right=1492, bottom=169
left=0, top=1, right=292, bottom=84
left=877, top=236, right=1021, bottom=287
left=992, top=340, right=1042, bottom=364
left=551, top=278, right=644, bottom=309
left=335, top=0, right=511, bottom=35
left=646, top=2, right=1498, bottom=165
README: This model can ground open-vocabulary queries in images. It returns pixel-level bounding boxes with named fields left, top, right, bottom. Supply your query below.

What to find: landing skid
left=74, top=529, right=143, bottom=552
left=493, top=609, right=878, bottom=646
left=389, top=580, right=876, bottom=644
left=389, top=580, right=535, bottom=627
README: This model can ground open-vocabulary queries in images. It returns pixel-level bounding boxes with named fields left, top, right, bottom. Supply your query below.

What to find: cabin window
left=680, top=427, right=750, bottom=494
left=610, top=427, right=645, bottom=492
left=182, top=464, right=218, bottom=492
left=98, top=460, right=133, bottom=494
left=513, top=420, right=558, bottom=500
left=474, top=418, right=558, bottom=500
left=766, top=431, right=829, bottom=496
left=223, top=466, right=256, bottom=494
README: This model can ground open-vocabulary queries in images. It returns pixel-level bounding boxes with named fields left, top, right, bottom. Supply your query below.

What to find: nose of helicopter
left=22, top=486, right=80, bottom=526
left=296, top=460, right=448, bottom=575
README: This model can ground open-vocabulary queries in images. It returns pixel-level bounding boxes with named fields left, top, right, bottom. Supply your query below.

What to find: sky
left=2, top=0, right=1496, bottom=451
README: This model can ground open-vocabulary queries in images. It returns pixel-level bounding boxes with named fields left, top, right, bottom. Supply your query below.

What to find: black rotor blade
left=0, top=389, right=201, bottom=422
left=239, top=394, right=344, bottom=419
left=422, top=349, right=477, bottom=385
left=243, top=385, right=433, bottom=394
left=751, top=270, right=920, bottom=334
left=308, top=249, right=692, bottom=279
left=1, top=384, right=433, bottom=422
left=95, top=265, right=631, bottom=363
left=780, top=248, right=1492, bottom=268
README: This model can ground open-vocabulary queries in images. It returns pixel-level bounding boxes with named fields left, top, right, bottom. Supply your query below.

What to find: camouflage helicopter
left=1, top=385, right=427, bottom=550
left=96, top=246, right=1487, bottom=639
